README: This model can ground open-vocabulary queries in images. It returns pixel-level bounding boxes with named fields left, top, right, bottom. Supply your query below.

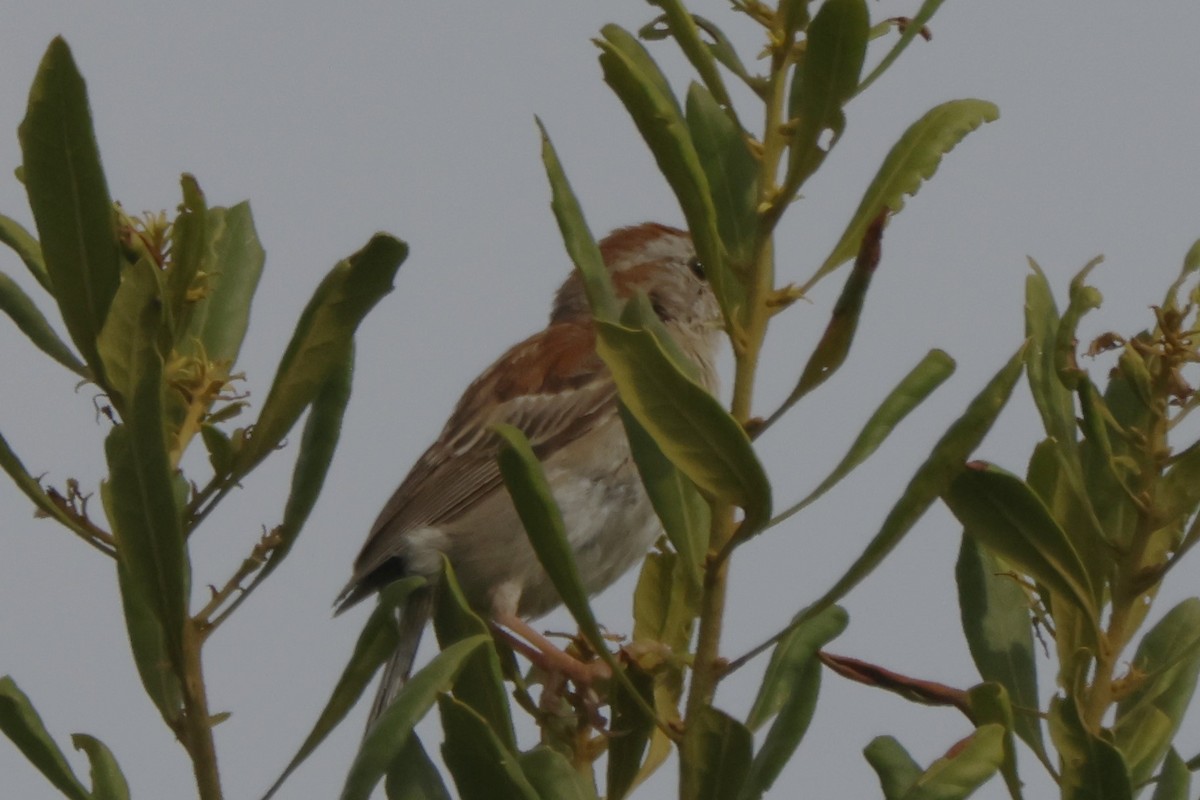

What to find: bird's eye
left=687, top=256, right=705, bottom=281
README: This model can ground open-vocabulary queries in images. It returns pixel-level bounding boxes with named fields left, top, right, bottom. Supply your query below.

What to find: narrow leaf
left=955, top=535, right=1046, bottom=764
left=0, top=272, right=88, bottom=376
left=384, top=733, right=451, bottom=800
left=493, top=425, right=657, bottom=721
left=0, top=677, right=90, bottom=800
left=431, top=559, right=516, bottom=751
left=966, top=683, right=1024, bottom=800
left=102, top=279, right=189, bottom=674
left=596, top=25, right=741, bottom=323
left=607, top=660, right=656, bottom=800
left=1113, top=598, right=1200, bottom=787
left=180, top=202, right=265, bottom=366
left=237, top=350, right=355, bottom=605
left=772, top=349, right=954, bottom=525
left=779, top=210, right=886, bottom=413
left=786, top=0, right=869, bottom=188
left=864, top=736, right=922, bottom=800
left=945, top=463, right=1097, bottom=625
left=0, top=214, right=51, bottom=292
left=807, top=99, right=998, bottom=289
left=437, top=696, right=539, bottom=800
left=70, top=733, right=131, bottom=800
left=746, top=606, right=848, bottom=730
left=262, top=577, right=426, bottom=800
left=686, top=84, right=757, bottom=269
left=165, top=174, right=207, bottom=341
left=18, top=37, right=121, bottom=380
left=730, top=345, right=1024, bottom=673
left=518, top=747, right=599, bottom=800
left=0, top=430, right=107, bottom=549
left=739, top=608, right=847, bottom=800
left=537, top=121, right=617, bottom=321
left=647, top=0, right=733, bottom=109
left=1150, top=748, right=1190, bottom=800
left=239, top=233, right=405, bottom=472
left=1048, top=696, right=1133, bottom=800
left=620, top=404, right=708, bottom=593
left=855, top=0, right=947, bottom=97
left=680, top=706, right=753, bottom=800
left=901, top=724, right=1005, bottom=800
left=340, top=635, right=489, bottom=800
left=596, top=321, right=770, bottom=527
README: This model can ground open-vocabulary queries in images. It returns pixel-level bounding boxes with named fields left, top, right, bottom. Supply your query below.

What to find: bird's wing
left=345, top=320, right=616, bottom=594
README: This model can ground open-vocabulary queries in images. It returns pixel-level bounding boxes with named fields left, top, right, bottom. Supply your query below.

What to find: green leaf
left=384, top=733, right=451, bottom=800
left=493, top=425, right=651, bottom=714
left=680, top=705, right=753, bottom=800
left=102, top=277, right=189, bottom=675
left=772, top=349, right=954, bottom=525
left=0, top=271, right=88, bottom=376
left=102, top=500, right=183, bottom=724
left=18, top=37, right=121, bottom=382
left=864, top=736, right=922, bottom=800
left=746, top=605, right=848, bottom=730
left=779, top=210, right=886, bottom=411
left=596, top=321, right=771, bottom=528
left=340, top=634, right=489, bottom=800
left=431, top=560, right=516, bottom=751
left=236, top=350, right=355, bottom=606
left=648, top=0, right=729, bottom=110
left=0, top=214, right=51, bottom=292
left=738, top=346, right=1024, bottom=667
left=807, top=99, right=998, bottom=289
left=0, top=430, right=107, bottom=549
left=96, top=256, right=163, bottom=411
left=180, top=201, right=265, bottom=366
left=647, top=0, right=733, bottom=110
left=70, top=733, right=131, bottom=800
left=739, top=607, right=847, bottom=800
left=165, top=174, right=207, bottom=341
left=966, top=683, right=1024, bottom=800
left=262, top=577, right=426, bottom=800
left=1163, top=239, right=1200, bottom=311
left=944, top=463, right=1098, bottom=628
left=855, top=0, right=947, bottom=97
left=641, top=15, right=759, bottom=93
left=786, top=0, right=869, bottom=188
left=620, top=404, right=708, bottom=593
left=955, top=535, right=1046, bottom=765
left=1150, top=748, right=1190, bottom=800
left=901, top=724, right=1005, bottom=800
left=1048, top=696, right=1132, bottom=800
left=1053, top=257, right=1104, bottom=390
left=537, top=121, right=617, bottom=322
left=0, top=677, right=91, bottom=800
left=519, top=747, right=599, bottom=800
left=239, top=233, right=405, bottom=472
left=686, top=83, right=757, bottom=269
left=596, top=25, right=741, bottom=324
left=1114, top=598, right=1200, bottom=787
left=606, top=660, right=656, bottom=800
left=437, top=696, right=539, bottom=800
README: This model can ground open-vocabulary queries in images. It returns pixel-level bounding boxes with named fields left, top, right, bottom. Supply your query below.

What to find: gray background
left=2, top=2, right=1198, bottom=798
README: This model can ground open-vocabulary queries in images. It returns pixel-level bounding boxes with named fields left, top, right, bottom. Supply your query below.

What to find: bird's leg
left=491, top=611, right=612, bottom=686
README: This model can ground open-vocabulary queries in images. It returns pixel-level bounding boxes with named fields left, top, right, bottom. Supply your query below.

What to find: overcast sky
left=2, top=2, right=1199, bottom=799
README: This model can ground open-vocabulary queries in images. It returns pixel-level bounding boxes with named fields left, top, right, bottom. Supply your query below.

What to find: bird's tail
left=365, top=588, right=433, bottom=733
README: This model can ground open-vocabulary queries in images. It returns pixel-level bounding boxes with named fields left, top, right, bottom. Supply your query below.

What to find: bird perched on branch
left=335, top=222, right=721, bottom=728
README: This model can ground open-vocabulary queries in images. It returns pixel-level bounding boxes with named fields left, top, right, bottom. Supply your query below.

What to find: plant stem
left=180, top=619, right=223, bottom=800
left=681, top=16, right=791, bottom=798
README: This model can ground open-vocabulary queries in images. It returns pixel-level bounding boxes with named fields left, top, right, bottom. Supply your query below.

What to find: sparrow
left=335, top=222, right=721, bottom=727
